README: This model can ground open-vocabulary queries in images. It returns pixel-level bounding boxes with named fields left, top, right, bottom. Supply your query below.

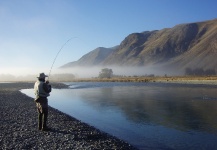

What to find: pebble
left=0, top=82, right=137, bottom=150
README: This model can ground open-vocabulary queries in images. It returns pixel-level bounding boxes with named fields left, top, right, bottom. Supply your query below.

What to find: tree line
left=185, top=68, right=216, bottom=76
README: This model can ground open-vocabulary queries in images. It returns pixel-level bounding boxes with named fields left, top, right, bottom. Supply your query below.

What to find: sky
left=0, top=0, right=216, bottom=76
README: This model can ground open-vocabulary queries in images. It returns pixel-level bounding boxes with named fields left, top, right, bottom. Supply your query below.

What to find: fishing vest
left=34, top=80, right=50, bottom=98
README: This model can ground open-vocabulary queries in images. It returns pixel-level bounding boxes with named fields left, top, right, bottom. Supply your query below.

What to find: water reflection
left=76, top=84, right=217, bottom=134
left=22, top=83, right=217, bottom=149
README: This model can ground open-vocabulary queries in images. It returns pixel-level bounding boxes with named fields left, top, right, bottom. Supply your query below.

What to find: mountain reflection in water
left=22, top=82, right=217, bottom=149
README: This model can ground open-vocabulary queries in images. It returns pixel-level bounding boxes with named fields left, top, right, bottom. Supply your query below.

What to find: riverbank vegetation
left=69, top=76, right=217, bottom=84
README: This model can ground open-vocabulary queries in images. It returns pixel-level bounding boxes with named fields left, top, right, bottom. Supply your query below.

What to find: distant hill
left=61, top=46, right=118, bottom=68
left=61, top=19, right=217, bottom=74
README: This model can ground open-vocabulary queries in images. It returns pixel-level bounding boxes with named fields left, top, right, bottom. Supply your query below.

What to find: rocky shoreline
left=0, top=82, right=136, bottom=149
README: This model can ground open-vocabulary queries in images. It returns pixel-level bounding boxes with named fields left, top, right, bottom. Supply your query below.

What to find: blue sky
left=0, top=0, right=216, bottom=75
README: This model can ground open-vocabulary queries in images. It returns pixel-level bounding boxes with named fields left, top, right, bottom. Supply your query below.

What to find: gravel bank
left=0, top=82, right=136, bottom=150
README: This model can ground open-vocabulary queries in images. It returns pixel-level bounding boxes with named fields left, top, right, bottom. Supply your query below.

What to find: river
left=21, top=82, right=217, bottom=149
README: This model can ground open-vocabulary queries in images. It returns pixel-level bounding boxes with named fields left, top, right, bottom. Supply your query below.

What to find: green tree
left=99, top=68, right=113, bottom=78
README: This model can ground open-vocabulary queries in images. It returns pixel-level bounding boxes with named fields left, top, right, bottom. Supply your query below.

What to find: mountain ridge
left=61, top=18, right=217, bottom=74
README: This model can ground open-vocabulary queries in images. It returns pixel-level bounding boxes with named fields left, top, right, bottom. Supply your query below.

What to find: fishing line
left=48, top=37, right=78, bottom=80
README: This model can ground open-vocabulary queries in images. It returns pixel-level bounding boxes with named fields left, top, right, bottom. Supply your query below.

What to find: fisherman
left=34, top=73, right=52, bottom=131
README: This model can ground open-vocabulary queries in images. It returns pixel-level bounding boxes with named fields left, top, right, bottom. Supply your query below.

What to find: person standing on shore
left=34, top=73, right=52, bottom=131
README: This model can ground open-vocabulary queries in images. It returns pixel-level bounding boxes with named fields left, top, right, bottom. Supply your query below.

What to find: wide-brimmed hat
left=37, top=73, right=48, bottom=79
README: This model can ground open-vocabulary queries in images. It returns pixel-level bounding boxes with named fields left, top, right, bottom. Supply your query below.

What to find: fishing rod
left=48, top=37, right=78, bottom=80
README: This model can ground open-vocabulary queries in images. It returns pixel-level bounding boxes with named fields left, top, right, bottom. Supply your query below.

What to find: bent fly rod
left=48, top=37, right=78, bottom=80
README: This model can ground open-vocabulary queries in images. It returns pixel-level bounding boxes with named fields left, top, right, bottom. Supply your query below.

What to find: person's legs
left=42, top=108, right=48, bottom=130
left=38, top=112, right=43, bottom=130
left=38, top=98, right=49, bottom=131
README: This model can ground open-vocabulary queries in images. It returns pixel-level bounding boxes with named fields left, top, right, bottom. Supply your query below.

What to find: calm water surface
left=21, top=82, right=217, bottom=150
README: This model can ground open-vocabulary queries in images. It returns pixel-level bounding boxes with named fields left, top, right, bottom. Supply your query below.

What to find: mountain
left=61, top=19, right=217, bottom=73
left=61, top=46, right=118, bottom=68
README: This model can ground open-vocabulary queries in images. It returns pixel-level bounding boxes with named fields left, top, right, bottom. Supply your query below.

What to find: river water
left=21, top=82, right=217, bottom=150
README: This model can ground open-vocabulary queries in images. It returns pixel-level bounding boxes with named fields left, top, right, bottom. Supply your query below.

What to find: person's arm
left=43, top=83, right=52, bottom=93
left=34, top=82, right=39, bottom=96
